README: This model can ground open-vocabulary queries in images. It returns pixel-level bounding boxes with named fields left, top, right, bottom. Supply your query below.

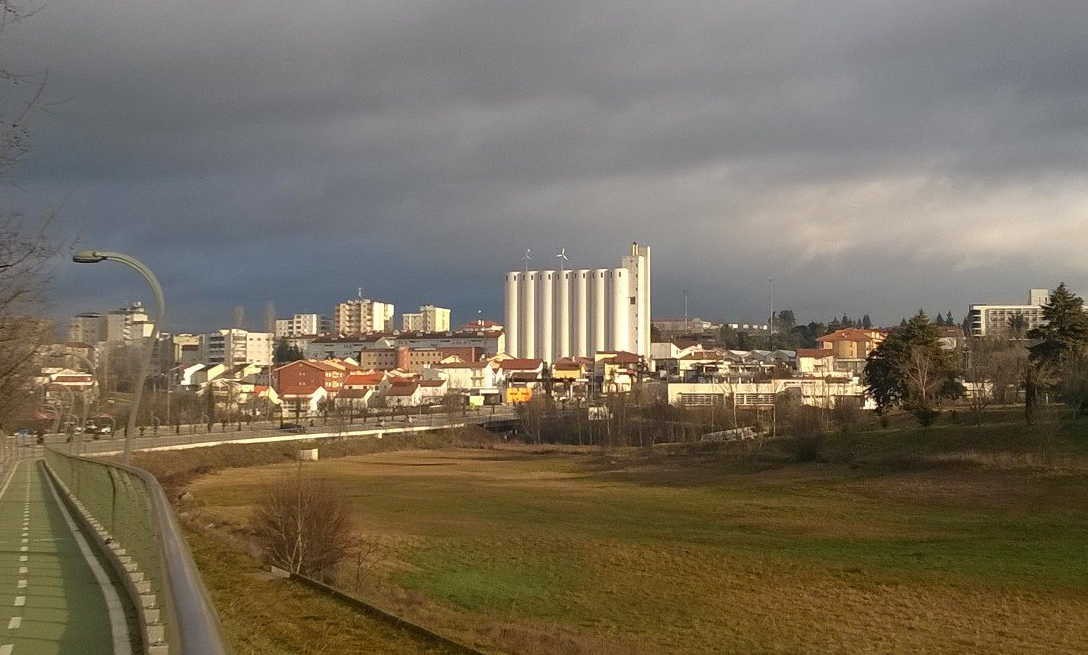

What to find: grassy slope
left=185, top=519, right=465, bottom=654
left=185, top=413, right=1088, bottom=654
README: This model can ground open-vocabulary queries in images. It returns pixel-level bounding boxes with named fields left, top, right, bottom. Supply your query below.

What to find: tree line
left=864, top=283, right=1088, bottom=425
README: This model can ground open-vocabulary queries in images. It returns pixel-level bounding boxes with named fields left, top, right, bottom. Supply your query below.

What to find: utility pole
left=768, top=277, right=775, bottom=351
left=683, top=289, right=689, bottom=334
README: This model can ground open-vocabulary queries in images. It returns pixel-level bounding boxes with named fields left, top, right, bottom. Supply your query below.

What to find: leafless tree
left=964, top=338, right=994, bottom=425
left=1058, top=353, right=1088, bottom=419
left=0, top=1, right=58, bottom=430
left=250, top=464, right=357, bottom=579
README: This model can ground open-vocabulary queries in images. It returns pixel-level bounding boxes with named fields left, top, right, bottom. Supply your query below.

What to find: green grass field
left=183, top=413, right=1088, bottom=654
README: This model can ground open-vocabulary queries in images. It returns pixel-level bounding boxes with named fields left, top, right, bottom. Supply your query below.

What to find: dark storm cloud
left=6, top=0, right=1088, bottom=329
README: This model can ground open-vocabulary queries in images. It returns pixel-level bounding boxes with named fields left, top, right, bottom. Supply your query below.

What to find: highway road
left=50, top=407, right=520, bottom=456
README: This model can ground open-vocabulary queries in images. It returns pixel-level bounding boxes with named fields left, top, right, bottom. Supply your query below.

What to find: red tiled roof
left=344, top=372, right=385, bottom=386
left=508, top=372, right=541, bottom=382
left=419, top=380, right=446, bottom=387
left=386, top=383, right=419, bottom=396
left=553, top=358, right=584, bottom=370
left=598, top=351, right=641, bottom=364
left=498, top=358, right=543, bottom=371
left=338, top=388, right=372, bottom=399
left=817, top=329, right=880, bottom=343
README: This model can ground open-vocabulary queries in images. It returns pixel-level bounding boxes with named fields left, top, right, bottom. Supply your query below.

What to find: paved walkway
left=0, top=460, right=132, bottom=654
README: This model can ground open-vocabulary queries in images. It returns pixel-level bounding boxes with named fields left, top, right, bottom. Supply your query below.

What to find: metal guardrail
left=44, top=447, right=228, bottom=655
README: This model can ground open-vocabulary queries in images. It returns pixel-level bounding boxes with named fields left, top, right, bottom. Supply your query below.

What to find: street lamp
left=72, top=250, right=165, bottom=463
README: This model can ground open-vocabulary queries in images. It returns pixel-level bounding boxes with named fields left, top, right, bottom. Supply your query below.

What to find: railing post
left=108, top=468, right=119, bottom=537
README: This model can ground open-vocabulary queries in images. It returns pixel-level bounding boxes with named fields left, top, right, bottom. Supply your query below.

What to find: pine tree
left=865, top=310, right=961, bottom=423
left=862, top=314, right=872, bottom=329
left=1028, top=283, right=1088, bottom=372
left=945, top=311, right=954, bottom=327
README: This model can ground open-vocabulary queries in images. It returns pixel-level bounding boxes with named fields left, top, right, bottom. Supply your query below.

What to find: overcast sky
left=6, top=1, right=1088, bottom=332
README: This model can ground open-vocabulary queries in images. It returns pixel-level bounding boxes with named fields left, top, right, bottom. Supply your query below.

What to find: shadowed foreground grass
left=185, top=417, right=1088, bottom=654
left=185, top=527, right=463, bottom=654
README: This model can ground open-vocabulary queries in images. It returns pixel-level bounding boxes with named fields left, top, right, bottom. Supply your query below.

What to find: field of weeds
left=177, top=412, right=1088, bottom=654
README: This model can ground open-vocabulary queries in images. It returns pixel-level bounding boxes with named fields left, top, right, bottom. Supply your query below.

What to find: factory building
left=504, top=242, right=651, bottom=361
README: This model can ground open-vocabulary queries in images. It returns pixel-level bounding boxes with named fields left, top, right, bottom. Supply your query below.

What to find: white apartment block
left=504, top=242, right=651, bottom=362
left=200, top=329, right=274, bottom=366
left=67, top=312, right=104, bottom=344
left=67, top=302, right=153, bottom=345
left=274, top=313, right=331, bottom=338
left=402, top=305, right=451, bottom=333
left=968, top=288, right=1051, bottom=337
left=333, top=297, right=395, bottom=335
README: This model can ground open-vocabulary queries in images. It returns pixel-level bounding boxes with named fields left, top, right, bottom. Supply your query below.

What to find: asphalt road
left=0, top=460, right=132, bottom=654
left=52, top=407, right=520, bottom=456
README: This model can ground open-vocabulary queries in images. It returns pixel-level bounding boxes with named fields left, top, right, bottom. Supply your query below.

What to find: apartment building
left=968, top=288, right=1051, bottom=337
left=200, top=329, right=274, bottom=367
left=333, top=297, right=394, bottom=335
left=401, top=305, right=451, bottom=333
left=274, top=313, right=331, bottom=338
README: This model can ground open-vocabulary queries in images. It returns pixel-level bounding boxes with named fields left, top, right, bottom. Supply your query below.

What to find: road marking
left=7, top=616, right=19, bottom=629
left=17, top=557, right=26, bottom=563
left=12, top=597, right=23, bottom=607
left=0, top=461, right=19, bottom=506
left=0, top=643, right=12, bottom=654
left=17, top=567, right=25, bottom=575
left=16, top=581, right=25, bottom=590
left=18, top=547, right=26, bottom=553
left=42, top=464, right=133, bottom=655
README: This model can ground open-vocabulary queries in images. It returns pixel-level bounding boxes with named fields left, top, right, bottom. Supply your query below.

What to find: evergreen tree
left=864, top=310, right=961, bottom=424
left=945, top=311, right=954, bottom=327
left=862, top=314, right=872, bottom=329
left=274, top=338, right=304, bottom=364
left=776, top=309, right=797, bottom=333
left=1027, top=283, right=1088, bottom=372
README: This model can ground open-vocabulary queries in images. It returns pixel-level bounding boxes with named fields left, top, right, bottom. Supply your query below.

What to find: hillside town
left=23, top=242, right=1059, bottom=438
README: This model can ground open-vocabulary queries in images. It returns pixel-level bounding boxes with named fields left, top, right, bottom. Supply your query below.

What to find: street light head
left=72, top=250, right=106, bottom=264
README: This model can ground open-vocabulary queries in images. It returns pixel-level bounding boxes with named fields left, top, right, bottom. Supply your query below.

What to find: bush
left=785, top=434, right=826, bottom=463
left=911, top=407, right=940, bottom=427
left=251, top=469, right=356, bottom=578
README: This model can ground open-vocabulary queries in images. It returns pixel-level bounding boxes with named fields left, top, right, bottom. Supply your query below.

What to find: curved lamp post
left=72, top=250, right=165, bottom=463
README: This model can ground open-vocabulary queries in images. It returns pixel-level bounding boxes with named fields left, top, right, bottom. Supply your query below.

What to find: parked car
left=280, top=423, right=305, bottom=433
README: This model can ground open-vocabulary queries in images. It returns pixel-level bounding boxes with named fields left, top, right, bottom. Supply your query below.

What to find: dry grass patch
left=184, top=444, right=1088, bottom=653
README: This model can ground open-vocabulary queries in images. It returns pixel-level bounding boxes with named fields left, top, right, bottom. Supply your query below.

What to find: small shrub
left=785, top=434, right=826, bottom=463
left=911, top=407, right=939, bottom=427
left=251, top=469, right=356, bottom=578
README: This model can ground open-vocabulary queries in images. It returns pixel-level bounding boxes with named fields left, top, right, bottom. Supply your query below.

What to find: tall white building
left=968, top=288, right=1051, bottom=337
left=67, top=302, right=152, bottom=345
left=200, top=329, right=274, bottom=366
left=504, top=242, right=651, bottom=361
left=402, top=305, right=452, bottom=333
left=333, top=297, right=395, bottom=335
left=274, top=313, right=331, bottom=338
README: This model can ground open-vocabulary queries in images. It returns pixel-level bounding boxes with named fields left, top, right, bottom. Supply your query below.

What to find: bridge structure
left=0, top=406, right=529, bottom=653
left=0, top=442, right=227, bottom=655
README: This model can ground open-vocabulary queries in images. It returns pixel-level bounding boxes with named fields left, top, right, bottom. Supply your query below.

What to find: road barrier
left=44, top=448, right=228, bottom=655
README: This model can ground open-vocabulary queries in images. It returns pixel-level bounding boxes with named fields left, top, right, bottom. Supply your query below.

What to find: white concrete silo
left=611, top=268, right=630, bottom=352
left=521, top=271, right=536, bottom=358
left=592, top=269, right=609, bottom=353
left=504, top=272, right=519, bottom=356
left=538, top=271, right=555, bottom=363
left=557, top=271, right=571, bottom=359
left=573, top=270, right=589, bottom=357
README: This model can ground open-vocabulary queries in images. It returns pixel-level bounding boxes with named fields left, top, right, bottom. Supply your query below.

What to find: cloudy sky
left=6, top=1, right=1088, bottom=331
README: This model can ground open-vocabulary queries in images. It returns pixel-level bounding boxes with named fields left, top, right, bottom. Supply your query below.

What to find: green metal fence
left=44, top=447, right=227, bottom=655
